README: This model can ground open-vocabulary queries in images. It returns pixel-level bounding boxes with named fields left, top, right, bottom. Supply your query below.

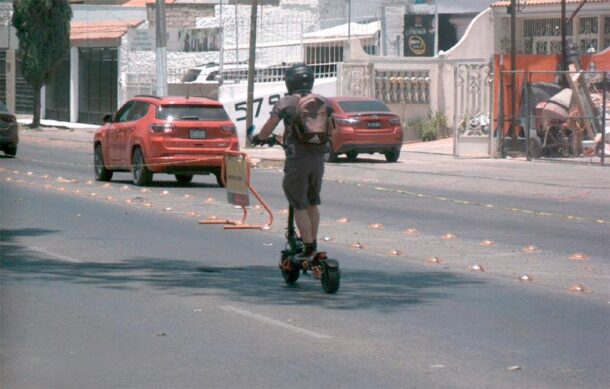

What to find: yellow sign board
left=225, top=154, right=249, bottom=206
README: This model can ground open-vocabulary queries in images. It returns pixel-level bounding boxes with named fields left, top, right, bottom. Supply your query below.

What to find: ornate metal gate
left=337, top=63, right=375, bottom=97
left=453, top=62, right=494, bottom=157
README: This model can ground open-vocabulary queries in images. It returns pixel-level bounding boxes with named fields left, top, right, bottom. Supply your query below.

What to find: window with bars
left=579, top=17, right=598, bottom=53
left=523, top=18, right=573, bottom=54
left=524, top=18, right=572, bottom=38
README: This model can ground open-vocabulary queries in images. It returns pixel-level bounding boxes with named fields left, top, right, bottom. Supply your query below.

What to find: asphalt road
left=1, top=134, right=609, bottom=388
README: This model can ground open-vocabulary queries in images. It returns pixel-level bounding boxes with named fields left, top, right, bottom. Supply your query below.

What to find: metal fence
left=161, top=12, right=381, bottom=86
left=122, top=9, right=384, bottom=103
left=499, top=69, right=608, bottom=166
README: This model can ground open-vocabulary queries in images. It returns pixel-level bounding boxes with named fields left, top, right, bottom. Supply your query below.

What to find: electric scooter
left=280, top=205, right=340, bottom=293
left=247, top=126, right=340, bottom=294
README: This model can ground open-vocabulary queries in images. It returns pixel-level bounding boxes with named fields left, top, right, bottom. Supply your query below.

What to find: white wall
left=440, top=8, right=493, bottom=60
left=72, top=5, right=146, bottom=22
left=220, top=78, right=337, bottom=147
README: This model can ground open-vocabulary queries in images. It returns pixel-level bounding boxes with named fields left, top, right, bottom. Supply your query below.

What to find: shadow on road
left=1, top=229, right=484, bottom=313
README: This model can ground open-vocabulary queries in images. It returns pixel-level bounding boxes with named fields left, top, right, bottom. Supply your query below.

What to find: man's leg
left=307, top=205, right=320, bottom=240
left=294, top=205, right=319, bottom=244
left=294, top=209, right=314, bottom=244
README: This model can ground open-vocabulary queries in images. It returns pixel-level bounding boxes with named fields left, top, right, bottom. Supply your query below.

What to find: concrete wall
left=341, top=7, right=494, bottom=137
left=0, top=4, right=11, bottom=26
left=118, top=29, right=220, bottom=104
left=147, top=4, right=216, bottom=29
left=168, top=82, right=218, bottom=100
left=439, top=8, right=493, bottom=60
left=71, top=5, right=146, bottom=22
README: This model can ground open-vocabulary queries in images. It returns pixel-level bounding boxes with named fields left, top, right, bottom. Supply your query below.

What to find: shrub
left=412, top=112, right=448, bottom=142
left=420, top=120, right=437, bottom=141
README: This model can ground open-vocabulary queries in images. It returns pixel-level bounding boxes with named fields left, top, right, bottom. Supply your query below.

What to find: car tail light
left=389, top=117, right=401, bottom=125
left=149, top=123, right=175, bottom=134
left=335, top=117, right=360, bottom=126
left=220, top=125, right=236, bottom=136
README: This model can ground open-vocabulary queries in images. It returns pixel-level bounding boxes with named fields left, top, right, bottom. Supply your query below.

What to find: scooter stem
left=287, top=205, right=297, bottom=239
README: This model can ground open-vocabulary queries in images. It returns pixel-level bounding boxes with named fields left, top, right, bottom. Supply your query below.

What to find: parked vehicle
left=0, top=101, right=18, bottom=157
left=325, top=97, right=403, bottom=162
left=93, top=95, right=239, bottom=186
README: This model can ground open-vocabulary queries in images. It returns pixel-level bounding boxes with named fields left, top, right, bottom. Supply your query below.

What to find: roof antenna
left=187, top=83, right=190, bottom=99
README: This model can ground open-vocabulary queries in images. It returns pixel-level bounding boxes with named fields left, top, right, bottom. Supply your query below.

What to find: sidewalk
left=246, top=137, right=455, bottom=164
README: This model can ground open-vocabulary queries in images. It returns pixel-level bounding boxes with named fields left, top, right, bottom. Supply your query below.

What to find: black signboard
left=403, top=14, right=435, bottom=57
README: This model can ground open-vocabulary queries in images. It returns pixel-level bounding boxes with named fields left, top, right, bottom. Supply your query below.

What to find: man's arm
left=258, top=115, right=280, bottom=140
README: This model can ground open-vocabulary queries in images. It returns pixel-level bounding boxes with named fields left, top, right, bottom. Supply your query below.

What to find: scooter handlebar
left=247, top=124, right=281, bottom=148
left=252, top=134, right=280, bottom=147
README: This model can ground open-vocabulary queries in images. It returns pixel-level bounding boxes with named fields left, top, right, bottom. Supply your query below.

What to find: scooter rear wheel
left=321, top=262, right=340, bottom=294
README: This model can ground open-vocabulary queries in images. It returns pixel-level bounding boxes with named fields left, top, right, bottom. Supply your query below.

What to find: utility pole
left=155, top=0, right=168, bottom=96
left=219, top=0, right=224, bottom=82
left=561, top=0, right=567, bottom=81
left=510, top=0, right=517, bottom=145
left=235, top=1, right=239, bottom=74
left=380, top=5, right=387, bottom=56
left=245, top=0, right=259, bottom=145
left=433, top=1, right=439, bottom=56
left=347, top=0, right=351, bottom=45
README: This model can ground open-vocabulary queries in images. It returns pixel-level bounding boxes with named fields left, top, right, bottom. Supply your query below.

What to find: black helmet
left=285, top=63, right=314, bottom=94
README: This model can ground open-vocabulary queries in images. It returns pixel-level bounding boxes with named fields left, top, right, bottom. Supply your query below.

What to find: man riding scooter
left=252, top=63, right=328, bottom=260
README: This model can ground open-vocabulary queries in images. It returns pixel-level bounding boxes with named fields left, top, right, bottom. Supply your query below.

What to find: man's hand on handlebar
left=251, top=134, right=264, bottom=146
left=251, top=133, right=280, bottom=147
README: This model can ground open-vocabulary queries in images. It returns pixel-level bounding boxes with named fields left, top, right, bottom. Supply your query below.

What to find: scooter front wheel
left=321, top=260, right=340, bottom=294
left=281, top=258, right=300, bottom=285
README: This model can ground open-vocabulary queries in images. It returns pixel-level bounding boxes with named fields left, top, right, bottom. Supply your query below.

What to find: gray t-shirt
left=270, top=93, right=326, bottom=159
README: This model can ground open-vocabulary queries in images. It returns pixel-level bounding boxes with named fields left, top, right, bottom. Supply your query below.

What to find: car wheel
left=346, top=151, right=358, bottom=161
left=131, top=147, right=153, bottom=186
left=324, top=144, right=338, bottom=162
left=175, top=174, right=193, bottom=185
left=215, top=170, right=226, bottom=187
left=384, top=147, right=400, bottom=162
left=4, top=144, right=17, bottom=157
left=94, top=144, right=113, bottom=181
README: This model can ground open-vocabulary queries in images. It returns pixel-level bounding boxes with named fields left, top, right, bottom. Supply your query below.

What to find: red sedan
left=326, top=96, right=403, bottom=162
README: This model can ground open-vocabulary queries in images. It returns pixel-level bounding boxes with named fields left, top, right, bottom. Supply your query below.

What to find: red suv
left=326, top=97, right=403, bottom=162
left=94, top=95, right=239, bottom=186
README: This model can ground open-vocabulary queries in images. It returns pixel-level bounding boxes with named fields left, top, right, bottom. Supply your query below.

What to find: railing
left=375, top=70, right=431, bottom=104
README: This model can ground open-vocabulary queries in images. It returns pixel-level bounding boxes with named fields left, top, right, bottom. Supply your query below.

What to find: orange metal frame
left=199, top=150, right=274, bottom=230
